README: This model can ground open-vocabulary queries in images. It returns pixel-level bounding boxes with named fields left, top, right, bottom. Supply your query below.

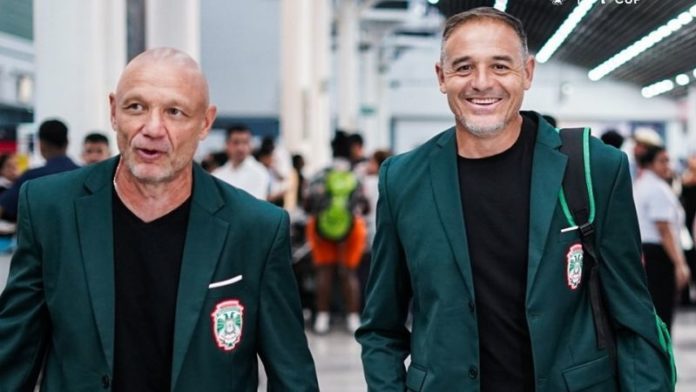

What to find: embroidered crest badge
left=211, top=299, right=244, bottom=351
left=566, top=244, right=584, bottom=290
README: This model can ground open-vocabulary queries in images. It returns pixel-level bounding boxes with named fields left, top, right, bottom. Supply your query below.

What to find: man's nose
left=470, top=68, right=493, bottom=91
left=142, top=111, right=166, bottom=137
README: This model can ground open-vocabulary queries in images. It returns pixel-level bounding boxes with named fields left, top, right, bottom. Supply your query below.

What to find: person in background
left=635, top=145, right=692, bottom=332
left=0, top=154, right=17, bottom=240
left=601, top=129, right=624, bottom=150
left=212, top=125, right=270, bottom=200
left=200, top=150, right=228, bottom=173
left=285, top=153, right=306, bottom=214
left=680, top=152, right=696, bottom=303
left=357, top=7, right=675, bottom=391
left=0, top=154, right=18, bottom=195
left=348, top=133, right=368, bottom=173
left=358, top=149, right=392, bottom=308
left=631, top=127, right=663, bottom=180
left=256, top=139, right=288, bottom=207
left=0, top=47, right=318, bottom=391
left=305, top=131, right=369, bottom=334
left=681, top=152, right=696, bottom=238
left=0, top=119, right=79, bottom=222
left=82, top=132, right=112, bottom=164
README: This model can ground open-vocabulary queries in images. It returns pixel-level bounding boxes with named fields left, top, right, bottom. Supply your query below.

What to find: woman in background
left=634, top=145, right=691, bottom=331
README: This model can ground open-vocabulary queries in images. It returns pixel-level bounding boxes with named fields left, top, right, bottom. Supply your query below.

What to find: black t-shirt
left=457, top=115, right=537, bottom=391
left=112, top=191, right=191, bottom=391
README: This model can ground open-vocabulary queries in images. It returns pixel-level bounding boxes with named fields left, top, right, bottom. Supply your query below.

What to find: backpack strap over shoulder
left=558, top=128, right=617, bottom=366
left=559, top=127, right=594, bottom=229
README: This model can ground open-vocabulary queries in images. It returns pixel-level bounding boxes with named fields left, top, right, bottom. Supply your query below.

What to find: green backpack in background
left=316, top=169, right=358, bottom=242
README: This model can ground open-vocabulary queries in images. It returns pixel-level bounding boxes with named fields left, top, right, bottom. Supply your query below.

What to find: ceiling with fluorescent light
left=371, top=0, right=696, bottom=98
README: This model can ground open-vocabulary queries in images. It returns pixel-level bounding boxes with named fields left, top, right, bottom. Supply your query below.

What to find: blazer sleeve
left=257, top=210, right=319, bottom=391
left=355, top=158, right=413, bottom=391
left=0, top=182, right=50, bottom=391
left=597, top=152, right=674, bottom=391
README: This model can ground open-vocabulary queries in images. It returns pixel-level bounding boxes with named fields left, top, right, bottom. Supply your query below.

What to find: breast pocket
left=207, top=274, right=244, bottom=299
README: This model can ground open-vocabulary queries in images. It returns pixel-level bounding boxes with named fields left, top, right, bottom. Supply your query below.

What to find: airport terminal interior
left=3, top=0, right=696, bottom=390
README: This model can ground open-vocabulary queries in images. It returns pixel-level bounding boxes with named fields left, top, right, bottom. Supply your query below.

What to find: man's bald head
left=116, top=47, right=210, bottom=107
left=109, top=47, right=217, bottom=188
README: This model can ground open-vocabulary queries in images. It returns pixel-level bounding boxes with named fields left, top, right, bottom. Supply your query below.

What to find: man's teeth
left=469, top=98, right=499, bottom=104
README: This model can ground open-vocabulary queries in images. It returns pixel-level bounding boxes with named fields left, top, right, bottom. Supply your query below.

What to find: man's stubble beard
left=459, top=116, right=507, bottom=138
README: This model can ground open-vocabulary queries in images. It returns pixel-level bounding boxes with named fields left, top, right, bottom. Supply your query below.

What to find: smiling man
left=357, top=7, right=674, bottom=392
left=0, top=48, right=318, bottom=391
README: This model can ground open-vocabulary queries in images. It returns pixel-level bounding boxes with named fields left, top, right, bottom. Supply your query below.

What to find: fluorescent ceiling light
left=589, top=2, right=696, bottom=81
left=536, top=0, right=599, bottom=63
left=641, top=79, right=674, bottom=99
left=493, top=0, right=507, bottom=11
left=676, top=73, right=690, bottom=86
left=427, top=0, right=439, bottom=4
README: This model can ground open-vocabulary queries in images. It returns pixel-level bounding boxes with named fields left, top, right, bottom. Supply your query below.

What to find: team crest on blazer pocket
left=566, top=244, right=583, bottom=290
left=211, top=299, right=244, bottom=351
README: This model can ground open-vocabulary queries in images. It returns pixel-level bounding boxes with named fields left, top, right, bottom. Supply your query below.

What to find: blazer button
left=102, top=375, right=111, bottom=389
left=468, top=366, right=479, bottom=379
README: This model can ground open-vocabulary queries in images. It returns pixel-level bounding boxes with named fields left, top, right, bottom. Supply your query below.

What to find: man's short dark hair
left=38, top=119, right=69, bottom=149
left=638, top=145, right=666, bottom=168
left=441, top=7, right=528, bottom=61
left=226, top=124, right=251, bottom=139
left=84, top=132, right=109, bottom=146
left=348, top=133, right=364, bottom=147
left=331, top=130, right=351, bottom=159
left=601, top=130, right=624, bottom=149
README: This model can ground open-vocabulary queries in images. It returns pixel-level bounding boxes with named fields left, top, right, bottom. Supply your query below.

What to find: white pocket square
left=208, top=275, right=243, bottom=289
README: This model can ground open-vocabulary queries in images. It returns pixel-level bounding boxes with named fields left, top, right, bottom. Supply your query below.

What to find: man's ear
left=109, top=93, right=117, bottom=130
left=199, top=105, right=217, bottom=140
left=523, top=55, right=536, bottom=90
left=435, top=62, right=447, bottom=94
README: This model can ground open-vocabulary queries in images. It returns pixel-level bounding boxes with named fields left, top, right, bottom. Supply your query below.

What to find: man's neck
left=114, top=161, right=193, bottom=222
left=456, top=115, right=524, bottom=159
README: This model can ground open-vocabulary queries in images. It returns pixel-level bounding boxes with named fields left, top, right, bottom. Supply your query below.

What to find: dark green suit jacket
left=0, top=158, right=318, bottom=391
left=357, top=113, right=673, bottom=391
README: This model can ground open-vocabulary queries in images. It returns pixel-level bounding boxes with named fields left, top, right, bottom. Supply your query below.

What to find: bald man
left=0, top=48, right=318, bottom=391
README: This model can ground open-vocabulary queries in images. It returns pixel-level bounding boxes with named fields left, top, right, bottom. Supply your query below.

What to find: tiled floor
left=1, top=254, right=695, bottom=391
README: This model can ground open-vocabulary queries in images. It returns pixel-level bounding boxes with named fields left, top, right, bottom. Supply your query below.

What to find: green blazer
left=0, top=158, right=318, bottom=391
left=357, top=113, right=673, bottom=391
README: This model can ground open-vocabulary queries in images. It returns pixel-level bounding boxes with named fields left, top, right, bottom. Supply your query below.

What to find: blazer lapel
left=75, top=158, right=118, bottom=371
left=171, top=165, right=229, bottom=389
left=428, top=129, right=475, bottom=300
left=526, top=114, right=567, bottom=293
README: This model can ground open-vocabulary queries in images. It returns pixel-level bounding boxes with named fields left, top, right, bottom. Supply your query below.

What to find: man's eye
left=125, top=103, right=143, bottom=111
left=456, top=65, right=471, bottom=72
left=167, top=108, right=184, bottom=116
left=493, top=64, right=509, bottom=71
